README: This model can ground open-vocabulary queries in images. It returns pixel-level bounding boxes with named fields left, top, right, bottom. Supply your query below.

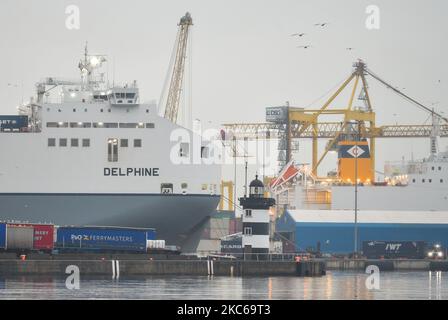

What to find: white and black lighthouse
left=239, top=175, right=275, bottom=258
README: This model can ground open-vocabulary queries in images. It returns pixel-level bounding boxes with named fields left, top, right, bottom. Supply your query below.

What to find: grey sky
left=0, top=0, right=447, bottom=195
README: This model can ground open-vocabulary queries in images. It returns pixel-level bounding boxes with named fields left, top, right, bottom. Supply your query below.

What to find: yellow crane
left=222, top=60, right=448, bottom=180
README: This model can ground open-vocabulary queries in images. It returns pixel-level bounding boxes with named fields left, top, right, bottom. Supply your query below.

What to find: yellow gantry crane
left=222, top=60, right=448, bottom=181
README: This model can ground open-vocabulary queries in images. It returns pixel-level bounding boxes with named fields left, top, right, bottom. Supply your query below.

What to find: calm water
left=0, top=271, right=447, bottom=300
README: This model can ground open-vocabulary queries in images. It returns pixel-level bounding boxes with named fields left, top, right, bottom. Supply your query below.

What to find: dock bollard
left=207, top=257, right=214, bottom=276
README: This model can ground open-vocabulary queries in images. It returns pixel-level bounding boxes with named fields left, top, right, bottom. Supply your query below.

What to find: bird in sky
left=297, top=45, right=312, bottom=49
left=346, top=47, right=355, bottom=51
left=291, top=33, right=306, bottom=37
left=314, top=22, right=329, bottom=27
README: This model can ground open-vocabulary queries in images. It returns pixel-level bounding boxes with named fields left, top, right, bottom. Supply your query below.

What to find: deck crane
left=160, top=12, right=193, bottom=124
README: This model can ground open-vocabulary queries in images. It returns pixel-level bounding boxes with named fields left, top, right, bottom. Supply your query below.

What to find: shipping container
left=0, top=223, right=6, bottom=250
left=221, top=234, right=243, bottom=258
left=9, top=223, right=54, bottom=250
left=7, top=225, right=34, bottom=250
left=147, top=240, right=166, bottom=249
left=0, top=115, right=28, bottom=131
left=146, top=229, right=156, bottom=241
left=362, top=240, right=427, bottom=259
left=55, top=226, right=154, bottom=252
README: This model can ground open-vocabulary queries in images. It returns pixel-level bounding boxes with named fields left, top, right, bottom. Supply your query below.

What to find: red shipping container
left=9, top=223, right=54, bottom=250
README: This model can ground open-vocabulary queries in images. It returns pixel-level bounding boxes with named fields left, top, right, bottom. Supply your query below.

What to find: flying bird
left=346, top=47, right=355, bottom=51
left=291, top=33, right=306, bottom=37
left=297, top=45, right=312, bottom=49
left=314, top=22, right=329, bottom=27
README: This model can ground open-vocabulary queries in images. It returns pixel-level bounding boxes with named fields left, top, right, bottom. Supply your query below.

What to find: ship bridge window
left=120, top=123, right=136, bottom=128
left=47, top=122, right=68, bottom=128
left=146, top=123, right=155, bottom=129
left=107, top=138, right=118, bottom=162
left=71, top=138, right=79, bottom=147
left=104, top=123, right=118, bottom=128
left=70, top=122, right=91, bottom=128
left=115, top=93, right=125, bottom=99
left=119, top=123, right=145, bottom=129
left=82, top=139, right=90, bottom=147
left=48, top=138, right=56, bottom=147
left=120, top=139, right=128, bottom=147
left=134, top=139, right=142, bottom=148
left=59, top=138, right=67, bottom=147
left=93, top=94, right=108, bottom=101
left=125, top=93, right=135, bottom=99
left=93, top=122, right=104, bottom=128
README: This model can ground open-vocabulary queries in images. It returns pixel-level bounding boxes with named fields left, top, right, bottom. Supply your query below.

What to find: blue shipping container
left=0, top=223, right=6, bottom=249
left=0, top=115, right=28, bottom=130
left=56, top=226, right=154, bottom=252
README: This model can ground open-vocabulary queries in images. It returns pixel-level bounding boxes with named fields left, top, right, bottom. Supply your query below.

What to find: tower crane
left=160, top=12, right=193, bottom=124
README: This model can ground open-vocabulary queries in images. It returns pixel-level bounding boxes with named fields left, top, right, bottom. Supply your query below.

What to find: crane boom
left=163, top=12, right=193, bottom=124
left=365, top=68, right=448, bottom=123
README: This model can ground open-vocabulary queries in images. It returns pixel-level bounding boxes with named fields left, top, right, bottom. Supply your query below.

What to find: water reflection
left=0, top=272, right=447, bottom=300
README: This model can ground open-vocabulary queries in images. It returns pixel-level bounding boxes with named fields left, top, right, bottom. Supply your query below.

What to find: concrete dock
left=325, top=259, right=448, bottom=271
left=3, top=253, right=446, bottom=277
left=0, top=254, right=326, bottom=277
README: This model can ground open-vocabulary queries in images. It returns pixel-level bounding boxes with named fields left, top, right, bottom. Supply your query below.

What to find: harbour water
left=0, top=271, right=446, bottom=300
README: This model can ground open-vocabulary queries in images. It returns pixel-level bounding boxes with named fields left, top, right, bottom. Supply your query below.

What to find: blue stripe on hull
left=0, top=193, right=220, bottom=248
left=295, top=222, right=448, bottom=253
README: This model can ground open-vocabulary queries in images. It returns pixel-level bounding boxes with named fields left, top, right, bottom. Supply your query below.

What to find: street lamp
left=354, top=120, right=360, bottom=257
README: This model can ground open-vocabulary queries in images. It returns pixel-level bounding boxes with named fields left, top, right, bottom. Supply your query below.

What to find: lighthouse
left=239, top=175, right=275, bottom=259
